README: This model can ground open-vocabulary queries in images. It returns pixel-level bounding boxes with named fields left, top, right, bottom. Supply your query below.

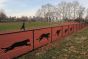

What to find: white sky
left=0, top=0, right=88, bottom=17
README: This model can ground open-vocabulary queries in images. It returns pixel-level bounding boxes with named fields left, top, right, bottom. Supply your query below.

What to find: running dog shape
left=56, top=30, right=61, bottom=36
left=1, top=39, right=31, bottom=53
left=70, top=28, right=72, bottom=31
left=65, top=29, right=68, bottom=33
left=37, top=33, right=50, bottom=42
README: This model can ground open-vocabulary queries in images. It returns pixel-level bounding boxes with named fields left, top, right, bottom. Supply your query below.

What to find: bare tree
left=36, top=1, right=85, bottom=22
left=36, top=3, right=56, bottom=22
left=0, top=9, right=7, bottom=22
left=78, top=6, right=85, bottom=19
left=72, top=1, right=78, bottom=19
left=85, top=8, right=88, bottom=23
left=58, top=2, right=67, bottom=20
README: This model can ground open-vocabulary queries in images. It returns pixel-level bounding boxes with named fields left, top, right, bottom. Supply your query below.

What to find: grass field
left=0, top=22, right=62, bottom=32
left=16, top=28, right=88, bottom=59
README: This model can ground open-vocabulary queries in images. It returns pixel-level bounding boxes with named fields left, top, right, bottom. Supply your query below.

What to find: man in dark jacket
left=20, top=21, right=25, bottom=31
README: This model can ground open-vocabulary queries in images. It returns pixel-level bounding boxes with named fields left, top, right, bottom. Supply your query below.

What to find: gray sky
left=0, top=0, right=88, bottom=17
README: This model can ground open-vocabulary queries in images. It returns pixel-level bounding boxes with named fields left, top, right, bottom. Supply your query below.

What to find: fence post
left=33, top=30, right=35, bottom=51
left=51, top=27, right=52, bottom=43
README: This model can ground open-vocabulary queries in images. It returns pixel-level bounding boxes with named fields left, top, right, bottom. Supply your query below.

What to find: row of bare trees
left=0, top=1, right=88, bottom=22
left=36, top=1, right=87, bottom=22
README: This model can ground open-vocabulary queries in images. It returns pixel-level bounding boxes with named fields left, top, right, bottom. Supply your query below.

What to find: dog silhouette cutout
left=37, top=33, right=50, bottom=42
left=1, top=39, right=31, bottom=53
left=70, top=28, right=72, bottom=31
left=56, top=30, right=61, bottom=36
left=65, top=29, right=68, bottom=33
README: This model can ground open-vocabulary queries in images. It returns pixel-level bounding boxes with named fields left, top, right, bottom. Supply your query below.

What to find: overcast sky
left=0, top=0, right=88, bottom=17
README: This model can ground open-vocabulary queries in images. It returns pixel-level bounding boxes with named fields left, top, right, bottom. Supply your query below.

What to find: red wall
left=68, top=24, right=74, bottom=34
left=0, top=22, right=87, bottom=59
left=52, top=26, right=63, bottom=41
left=62, top=25, right=69, bottom=37
left=34, top=28, right=51, bottom=49
left=0, top=31, right=33, bottom=59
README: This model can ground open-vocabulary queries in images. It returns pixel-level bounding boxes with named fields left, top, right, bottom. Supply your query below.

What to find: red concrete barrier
left=68, top=24, right=74, bottom=34
left=79, top=23, right=81, bottom=30
left=86, top=23, right=88, bottom=27
left=78, top=23, right=80, bottom=30
left=85, top=23, right=88, bottom=27
left=83, top=23, right=85, bottom=28
left=0, top=31, right=33, bottom=59
left=73, top=24, right=77, bottom=32
left=52, top=26, right=63, bottom=41
left=34, top=28, right=51, bottom=49
left=0, top=22, right=87, bottom=59
left=81, top=23, right=84, bottom=29
left=82, top=24, right=84, bottom=28
left=62, top=25, right=69, bottom=37
left=76, top=24, right=79, bottom=31
left=84, top=24, right=86, bottom=27
left=80, top=23, right=83, bottom=29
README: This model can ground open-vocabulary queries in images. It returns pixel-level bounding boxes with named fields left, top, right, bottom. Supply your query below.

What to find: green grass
left=0, top=22, right=53, bottom=31
left=0, top=21, right=65, bottom=32
left=16, top=28, right=88, bottom=59
left=0, top=22, right=21, bottom=31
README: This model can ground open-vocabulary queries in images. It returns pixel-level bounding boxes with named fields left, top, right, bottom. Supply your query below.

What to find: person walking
left=20, top=21, right=25, bottom=31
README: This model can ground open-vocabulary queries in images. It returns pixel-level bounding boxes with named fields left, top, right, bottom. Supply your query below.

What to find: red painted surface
left=62, top=25, right=69, bottom=37
left=78, top=23, right=80, bottom=31
left=86, top=23, right=88, bottom=27
left=73, top=24, right=77, bottom=32
left=0, top=22, right=87, bottom=59
left=68, top=24, right=74, bottom=34
left=76, top=24, right=78, bottom=31
left=81, top=23, right=84, bottom=29
left=82, top=23, right=84, bottom=29
left=34, top=28, right=51, bottom=49
left=0, top=31, right=33, bottom=59
left=80, top=24, right=83, bottom=29
left=79, top=23, right=81, bottom=30
left=85, top=23, right=88, bottom=27
left=52, top=26, right=63, bottom=41
left=83, top=24, right=85, bottom=28
left=78, top=23, right=80, bottom=30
